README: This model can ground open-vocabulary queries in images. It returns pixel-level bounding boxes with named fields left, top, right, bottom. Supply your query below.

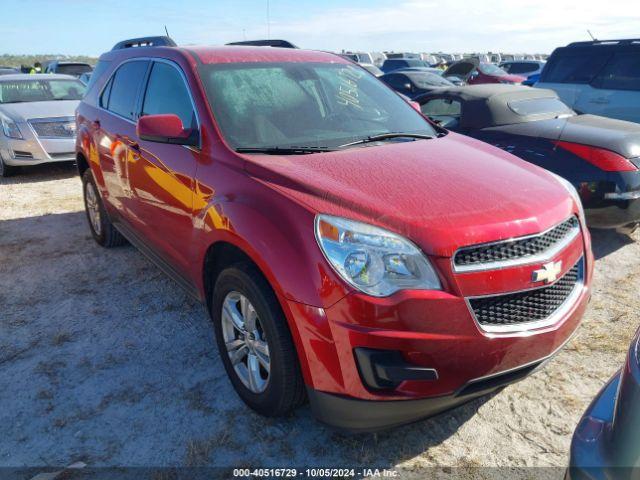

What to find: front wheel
left=211, top=263, right=305, bottom=416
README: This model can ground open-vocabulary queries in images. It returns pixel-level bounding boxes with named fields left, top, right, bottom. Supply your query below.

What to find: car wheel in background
left=82, top=169, right=127, bottom=247
left=211, top=263, right=306, bottom=416
left=0, top=157, right=18, bottom=177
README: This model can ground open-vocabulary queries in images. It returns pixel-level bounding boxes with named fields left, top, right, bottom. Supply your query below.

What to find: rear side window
left=542, top=52, right=610, bottom=84
left=142, top=62, right=197, bottom=130
left=102, top=60, right=149, bottom=120
left=596, top=53, right=640, bottom=91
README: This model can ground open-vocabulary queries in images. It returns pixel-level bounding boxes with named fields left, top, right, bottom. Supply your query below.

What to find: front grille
left=454, top=217, right=579, bottom=270
left=29, top=117, right=76, bottom=138
left=469, top=259, right=581, bottom=328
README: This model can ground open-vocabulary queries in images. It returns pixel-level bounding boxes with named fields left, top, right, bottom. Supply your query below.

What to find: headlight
left=315, top=215, right=441, bottom=297
left=0, top=114, right=23, bottom=139
left=551, top=173, right=585, bottom=223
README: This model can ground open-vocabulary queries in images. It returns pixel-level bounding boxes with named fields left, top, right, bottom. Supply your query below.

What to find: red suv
left=76, top=37, right=593, bottom=431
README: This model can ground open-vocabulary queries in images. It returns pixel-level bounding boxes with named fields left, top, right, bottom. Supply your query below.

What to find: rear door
left=95, top=59, right=150, bottom=215
left=586, top=52, right=640, bottom=123
left=125, top=59, right=201, bottom=278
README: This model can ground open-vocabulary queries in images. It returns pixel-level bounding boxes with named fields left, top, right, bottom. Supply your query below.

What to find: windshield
left=0, top=79, right=86, bottom=104
left=508, top=97, right=574, bottom=117
left=56, top=63, right=93, bottom=76
left=478, top=63, right=508, bottom=76
left=200, top=62, right=436, bottom=150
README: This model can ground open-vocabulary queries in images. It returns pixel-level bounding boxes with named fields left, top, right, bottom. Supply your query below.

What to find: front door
left=126, top=60, right=201, bottom=278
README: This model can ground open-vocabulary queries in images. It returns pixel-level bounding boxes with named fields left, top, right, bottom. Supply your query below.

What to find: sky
left=1, top=0, right=639, bottom=56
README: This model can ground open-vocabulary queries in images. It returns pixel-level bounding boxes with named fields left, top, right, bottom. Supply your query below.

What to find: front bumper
left=308, top=347, right=557, bottom=432
left=288, top=228, right=593, bottom=430
left=1, top=130, right=76, bottom=166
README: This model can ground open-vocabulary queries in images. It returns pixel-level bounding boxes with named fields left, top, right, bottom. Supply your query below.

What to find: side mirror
left=137, top=114, right=198, bottom=147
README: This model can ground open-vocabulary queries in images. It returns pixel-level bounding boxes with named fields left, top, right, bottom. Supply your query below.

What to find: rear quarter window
left=85, top=60, right=110, bottom=94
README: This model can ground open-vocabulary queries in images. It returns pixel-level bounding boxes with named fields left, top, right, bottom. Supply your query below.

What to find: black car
left=380, top=70, right=454, bottom=99
left=568, top=326, right=640, bottom=479
left=416, top=85, right=640, bottom=233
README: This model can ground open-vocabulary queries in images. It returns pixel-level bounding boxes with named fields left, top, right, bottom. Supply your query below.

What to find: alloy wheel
left=85, top=182, right=102, bottom=236
left=221, top=291, right=271, bottom=393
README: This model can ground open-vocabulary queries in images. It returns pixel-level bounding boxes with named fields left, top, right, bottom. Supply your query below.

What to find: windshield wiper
left=235, top=146, right=336, bottom=155
left=339, top=132, right=435, bottom=148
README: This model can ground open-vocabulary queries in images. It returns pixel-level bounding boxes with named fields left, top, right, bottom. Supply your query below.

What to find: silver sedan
left=0, top=74, right=85, bottom=177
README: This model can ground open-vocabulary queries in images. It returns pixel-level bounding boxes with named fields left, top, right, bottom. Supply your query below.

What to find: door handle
left=589, top=97, right=609, bottom=104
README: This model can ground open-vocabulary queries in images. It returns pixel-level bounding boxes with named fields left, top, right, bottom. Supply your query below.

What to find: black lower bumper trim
left=309, top=359, right=546, bottom=432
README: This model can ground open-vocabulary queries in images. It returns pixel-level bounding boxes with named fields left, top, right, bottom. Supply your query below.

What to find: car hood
left=0, top=100, right=79, bottom=121
left=243, top=133, right=574, bottom=257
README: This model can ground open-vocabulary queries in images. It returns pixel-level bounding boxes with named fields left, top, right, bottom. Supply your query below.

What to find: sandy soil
left=1, top=163, right=638, bottom=477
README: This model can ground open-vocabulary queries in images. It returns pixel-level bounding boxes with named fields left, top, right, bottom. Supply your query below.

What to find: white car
left=0, top=74, right=85, bottom=176
left=536, top=39, right=640, bottom=124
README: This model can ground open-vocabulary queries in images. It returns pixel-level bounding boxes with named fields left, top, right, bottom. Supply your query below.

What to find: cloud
left=254, top=0, right=640, bottom=53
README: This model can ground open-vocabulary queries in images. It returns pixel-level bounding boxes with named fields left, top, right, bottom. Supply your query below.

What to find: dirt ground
left=1, top=163, right=638, bottom=476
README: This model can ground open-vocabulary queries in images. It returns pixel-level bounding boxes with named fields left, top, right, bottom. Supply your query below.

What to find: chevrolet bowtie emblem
left=532, top=261, right=563, bottom=284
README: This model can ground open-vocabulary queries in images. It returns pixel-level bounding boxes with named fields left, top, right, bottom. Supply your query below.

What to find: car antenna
left=587, top=30, right=597, bottom=41
left=164, top=25, right=171, bottom=38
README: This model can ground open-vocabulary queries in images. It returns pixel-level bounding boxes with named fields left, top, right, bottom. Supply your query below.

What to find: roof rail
left=112, top=36, right=177, bottom=51
left=226, top=39, right=298, bottom=49
left=567, top=38, right=640, bottom=47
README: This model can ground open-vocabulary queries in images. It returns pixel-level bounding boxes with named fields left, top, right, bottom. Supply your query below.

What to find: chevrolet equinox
left=75, top=37, right=594, bottom=431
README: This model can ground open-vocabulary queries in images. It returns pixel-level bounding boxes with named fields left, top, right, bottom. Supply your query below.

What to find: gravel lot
left=1, top=163, right=638, bottom=477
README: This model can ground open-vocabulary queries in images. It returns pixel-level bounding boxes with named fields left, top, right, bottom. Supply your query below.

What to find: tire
left=211, top=263, right=305, bottom=416
left=0, top=157, right=18, bottom=178
left=82, top=169, right=127, bottom=248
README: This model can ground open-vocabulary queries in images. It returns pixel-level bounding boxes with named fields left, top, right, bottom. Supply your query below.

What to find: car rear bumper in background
left=585, top=197, right=640, bottom=229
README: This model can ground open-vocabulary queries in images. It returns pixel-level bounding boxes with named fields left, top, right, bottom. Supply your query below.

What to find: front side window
left=199, top=62, right=436, bottom=150
left=0, top=79, right=86, bottom=104
left=104, top=60, right=149, bottom=120
left=142, top=62, right=197, bottom=130
left=596, top=53, right=640, bottom=91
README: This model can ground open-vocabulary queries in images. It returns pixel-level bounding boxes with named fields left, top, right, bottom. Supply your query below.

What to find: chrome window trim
left=465, top=256, right=585, bottom=334
left=96, top=56, right=201, bottom=150
left=452, top=216, right=580, bottom=273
